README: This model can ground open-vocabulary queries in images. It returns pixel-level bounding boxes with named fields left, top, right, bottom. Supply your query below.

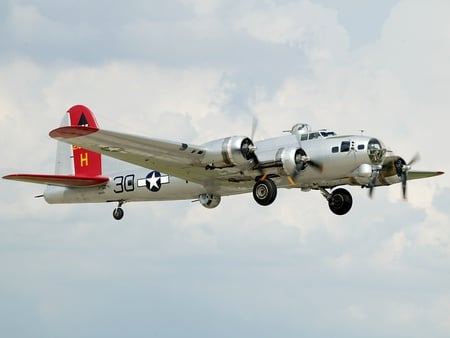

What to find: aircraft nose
left=367, top=138, right=386, bottom=164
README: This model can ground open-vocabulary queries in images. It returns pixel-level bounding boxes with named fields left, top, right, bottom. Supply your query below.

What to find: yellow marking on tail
left=80, top=152, right=89, bottom=167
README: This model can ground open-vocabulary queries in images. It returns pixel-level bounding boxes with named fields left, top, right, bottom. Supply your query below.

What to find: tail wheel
left=328, top=188, right=353, bottom=215
left=253, top=179, right=277, bottom=206
left=113, top=207, right=124, bottom=220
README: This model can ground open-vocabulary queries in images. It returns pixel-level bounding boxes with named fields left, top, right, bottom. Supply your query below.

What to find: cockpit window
left=340, top=141, right=350, bottom=152
left=320, top=131, right=336, bottom=137
left=308, top=132, right=320, bottom=140
left=300, top=131, right=336, bottom=141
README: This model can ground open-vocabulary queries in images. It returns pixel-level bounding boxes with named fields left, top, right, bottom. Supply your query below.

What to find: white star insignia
left=146, top=172, right=161, bottom=190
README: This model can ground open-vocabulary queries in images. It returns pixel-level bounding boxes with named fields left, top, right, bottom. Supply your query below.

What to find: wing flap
left=3, top=174, right=109, bottom=187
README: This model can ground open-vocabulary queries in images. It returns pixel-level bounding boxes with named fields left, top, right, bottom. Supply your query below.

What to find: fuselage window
left=341, top=141, right=350, bottom=152
left=301, top=134, right=308, bottom=141
left=358, top=144, right=365, bottom=150
left=332, top=146, right=339, bottom=153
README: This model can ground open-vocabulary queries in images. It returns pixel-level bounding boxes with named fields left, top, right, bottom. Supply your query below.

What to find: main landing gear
left=252, top=179, right=353, bottom=215
left=113, top=201, right=125, bottom=220
left=253, top=178, right=277, bottom=206
left=320, top=188, right=353, bottom=215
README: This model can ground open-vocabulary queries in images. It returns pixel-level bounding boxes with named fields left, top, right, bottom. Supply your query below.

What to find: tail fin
left=56, top=105, right=102, bottom=177
left=4, top=105, right=108, bottom=188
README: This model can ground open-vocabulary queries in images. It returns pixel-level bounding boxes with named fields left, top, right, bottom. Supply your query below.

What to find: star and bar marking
left=137, top=171, right=169, bottom=192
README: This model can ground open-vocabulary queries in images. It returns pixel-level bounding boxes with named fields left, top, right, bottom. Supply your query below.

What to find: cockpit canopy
left=290, top=123, right=312, bottom=133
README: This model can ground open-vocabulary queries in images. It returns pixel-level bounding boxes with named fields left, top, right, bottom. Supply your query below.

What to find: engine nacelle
left=380, top=156, right=405, bottom=184
left=275, top=147, right=307, bottom=176
left=202, top=136, right=255, bottom=168
left=198, top=194, right=221, bottom=209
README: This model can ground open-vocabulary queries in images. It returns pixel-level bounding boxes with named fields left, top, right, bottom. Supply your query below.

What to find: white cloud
left=42, top=62, right=227, bottom=140
left=234, top=1, right=349, bottom=63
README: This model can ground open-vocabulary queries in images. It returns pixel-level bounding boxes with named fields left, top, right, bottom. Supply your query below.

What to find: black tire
left=113, top=207, right=124, bottom=220
left=328, top=188, right=353, bottom=215
left=253, top=179, right=277, bottom=206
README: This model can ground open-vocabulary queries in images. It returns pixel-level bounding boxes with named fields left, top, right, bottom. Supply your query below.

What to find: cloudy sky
left=1, top=0, right=449, bottom=337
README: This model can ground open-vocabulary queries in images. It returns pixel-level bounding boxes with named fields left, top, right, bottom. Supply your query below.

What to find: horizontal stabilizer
left=3, top=174, right=109, bottom=187
left=50, top=126, right=99, bottom=138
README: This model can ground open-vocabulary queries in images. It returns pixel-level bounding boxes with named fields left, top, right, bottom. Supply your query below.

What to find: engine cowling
left=359, top=156, right=405, bottom=187
left=198, top=194, right=221, bottom=209
left=202, top=136, right=255, bottom=168
left=380, top=156, right=405, bottom=184
left=275, top=147, right=307, bottom=176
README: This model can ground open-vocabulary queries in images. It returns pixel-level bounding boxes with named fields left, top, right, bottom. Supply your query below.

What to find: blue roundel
left=145, top=171, right=162, bottom=192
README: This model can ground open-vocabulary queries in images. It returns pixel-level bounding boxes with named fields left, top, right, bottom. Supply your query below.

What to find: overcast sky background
left=1, top=0, right=449, bottom=337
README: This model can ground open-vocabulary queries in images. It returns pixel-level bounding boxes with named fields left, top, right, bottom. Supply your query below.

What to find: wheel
left=113, top=207, right=124, bottom=220
left=253, top=179, right=277, bottom=206
left=328, top=188, right=353, bottom=215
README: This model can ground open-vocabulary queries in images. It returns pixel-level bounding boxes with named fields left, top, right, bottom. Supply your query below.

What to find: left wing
left=49, top=126, right=244, bottom=184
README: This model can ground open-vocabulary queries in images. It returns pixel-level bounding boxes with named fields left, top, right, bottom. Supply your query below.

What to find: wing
left=3, top=174, right=109, bottom=187
left=408, top=171, right=444, bottom=180
left=49, top=126, right=249, bottom=185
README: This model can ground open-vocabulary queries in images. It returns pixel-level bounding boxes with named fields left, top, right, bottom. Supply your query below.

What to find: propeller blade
left=253, top=155, right=265, bottom=175
left=408, top=153, right=420, bottom=166
left=288, top=162, right=306, bottom=186
left=393, top=153, right=420, bottom=201
left=368, top=174, right=377, bottom=198
left=251, top=116, right=258, bottom=141
left=401, top=171, right=408, bottom=200
left=287, top=176, right=296, bottom=186
left=401, top=153, right=420, bottom=201
left=245, top=116, right=265, bottom=176
left=293, top=133, right=324, bottom=173
left=308, top=160, right=324, bottom=172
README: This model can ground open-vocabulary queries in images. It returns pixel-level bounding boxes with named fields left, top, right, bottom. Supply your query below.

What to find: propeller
left=369, top=153, right=420, bottom=200
left=395, top=153, right=420, bottom=200
left=287, top=148, right=324, bottom=186
left=249, top=118, right=324, bottom=185
left=244, top=116, right=265, bottom=176
left=293, top=130, right=324, bottom=173
left=287, top=149, right=307, bottom=185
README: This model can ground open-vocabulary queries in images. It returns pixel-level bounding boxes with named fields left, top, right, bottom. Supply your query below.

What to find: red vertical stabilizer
left=67, top=105, right=102, bottom=177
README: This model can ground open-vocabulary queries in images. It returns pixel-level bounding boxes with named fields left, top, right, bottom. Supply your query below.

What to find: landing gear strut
left=253, top=178, right=277, bottom=206
left=113, top=201, right=125, bottom=220
left=321, top=188, right=353, bottom=215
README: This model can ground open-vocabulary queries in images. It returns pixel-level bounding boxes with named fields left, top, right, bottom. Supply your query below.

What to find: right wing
left=407, top=171, right=444, bottom=180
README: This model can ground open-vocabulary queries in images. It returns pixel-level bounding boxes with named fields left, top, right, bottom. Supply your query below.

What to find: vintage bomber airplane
left=3, top=105, right=444, bottom=220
